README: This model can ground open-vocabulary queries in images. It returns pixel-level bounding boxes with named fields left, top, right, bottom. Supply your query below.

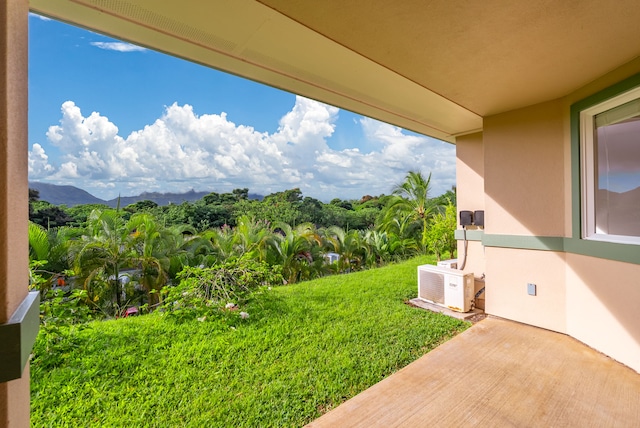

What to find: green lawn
left=31, top=256, right=469, bottom=427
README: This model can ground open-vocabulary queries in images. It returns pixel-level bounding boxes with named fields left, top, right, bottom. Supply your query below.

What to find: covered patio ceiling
left=29, top=0, right=640, bottom=143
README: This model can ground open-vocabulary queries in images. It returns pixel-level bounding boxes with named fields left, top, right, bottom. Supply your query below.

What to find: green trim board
left=454, top=232, right=640, bottom=264
left=564, top=238, right=640, bottom=265
left=0, top=291, right=40, bottom=383
left=570, top=95, right=582, bottom=241
left=454, top=229, right=484, bottom=241
left=482, top=235, right=565, bottom=252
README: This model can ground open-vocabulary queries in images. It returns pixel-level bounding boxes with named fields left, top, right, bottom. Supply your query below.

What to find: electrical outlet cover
left=527, top=283, right=537, bottom=296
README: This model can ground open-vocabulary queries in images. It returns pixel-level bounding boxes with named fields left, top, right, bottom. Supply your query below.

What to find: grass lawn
left=31, top=255, right=469, bottom=427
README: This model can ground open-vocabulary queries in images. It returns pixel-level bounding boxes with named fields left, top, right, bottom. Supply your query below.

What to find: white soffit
left=29, top=0, right=482, bottom=142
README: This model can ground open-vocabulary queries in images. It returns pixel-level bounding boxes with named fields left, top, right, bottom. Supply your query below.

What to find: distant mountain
left=596, top=186, right=640, bottom=236
left=29, top=182, right=107, bottom=207
left=29, top=182, right=262, bottom=207
left=105, top=190, right=213, bottom=208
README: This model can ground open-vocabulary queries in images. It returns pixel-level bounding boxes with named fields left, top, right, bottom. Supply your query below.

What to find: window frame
left=579, top=86, right=640, bottom=245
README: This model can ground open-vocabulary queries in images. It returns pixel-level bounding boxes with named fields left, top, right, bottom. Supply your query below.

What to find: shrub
left=32, top=288, right=94, bottom=372
left=40, top=288, right=94, bottom=327
left=162, top=259, right=283, bottom=321
left=425, top=202, right=457, bottom=260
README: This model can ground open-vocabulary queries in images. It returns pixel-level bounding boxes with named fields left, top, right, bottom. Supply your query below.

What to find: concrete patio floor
left=306, top=316, right=640, bottom=427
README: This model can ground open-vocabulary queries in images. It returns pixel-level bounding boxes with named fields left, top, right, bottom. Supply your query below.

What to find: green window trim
left=454, top=230, right=640, bottom=264
left=0, top=291, right=40, bottom=383
left=571, top=73, right=640, bottom=242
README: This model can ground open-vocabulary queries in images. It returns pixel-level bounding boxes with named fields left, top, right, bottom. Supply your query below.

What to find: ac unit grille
left=419, top=270, right=444, bottom=304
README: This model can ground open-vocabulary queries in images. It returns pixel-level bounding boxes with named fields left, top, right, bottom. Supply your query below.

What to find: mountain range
left=29, top=182, right=261, bottom=207
left=596, top=186, right=640, bottom=236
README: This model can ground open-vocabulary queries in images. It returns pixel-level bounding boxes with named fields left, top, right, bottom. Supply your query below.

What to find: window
left=580, top=87, right=640, bottom=244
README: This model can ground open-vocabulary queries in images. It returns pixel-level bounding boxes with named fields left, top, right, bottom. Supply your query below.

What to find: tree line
left=29, top=171, right=457, bottom=318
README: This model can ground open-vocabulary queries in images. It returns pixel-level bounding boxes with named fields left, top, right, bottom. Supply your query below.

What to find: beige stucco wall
left=456, top=132, right=484, bottom=212
left=566, top=254, right=640, bottom=372
left=478, top=100, right=568, bottom=333
left=459, top=240, right=486, bottom=310
left=485, top=247, right=567, bottom=333
left=455, top=132, right=486, bottom=308
left=483, top=99, right=566, bottom=237
left=0, top=0, right=30, bottom=426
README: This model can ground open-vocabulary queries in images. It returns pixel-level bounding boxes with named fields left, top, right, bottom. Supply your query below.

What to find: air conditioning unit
left=417, top=264, right=474, bottom=312
left=437, top=259, right=458, bottom=269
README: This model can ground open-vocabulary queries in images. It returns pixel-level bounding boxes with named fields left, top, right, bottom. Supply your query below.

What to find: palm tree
left=320, top=226, right=366, bottom=273
left=28, top=222, right=51, bottom=292
left=362, top=230, right=406, bottom=268
left=266, top=222, right=322, bottom=283
left=46, top=226, right=82, bottom=275
left=28, top=222, right=80, bottom=292
left=381, top=170, right=439, bottom=252
left=28, top=222, right=49, bottom=263
left=170, top=226, right=212, bottom=275
left=128, top=213, right=175, bottom=306
left=233, top=215, right=270, bottom=262
left=376, top=215, right=421, bottom=257
left=72, top=209, right=137, bottom=312
left=200, top=225, right=236, bottom=262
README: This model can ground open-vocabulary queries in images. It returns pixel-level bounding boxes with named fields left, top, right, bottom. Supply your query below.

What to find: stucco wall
left=566, top=254, right=640, bottom=372
left=484, top=99, right=566, bottom=237
left=479, top=100, right=568, bottom=332
left=455, top=132, right=486, bottom=308
left=485, top=247, right=567, bottom=333
left=456, top=132, right=484, bottom=212
left=459, top=240, right=486, bottom=310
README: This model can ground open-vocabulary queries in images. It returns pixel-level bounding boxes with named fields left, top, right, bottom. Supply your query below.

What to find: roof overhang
left=29, top=1, right=640, bottom=143
left=30, top=0, right=481, bottom=143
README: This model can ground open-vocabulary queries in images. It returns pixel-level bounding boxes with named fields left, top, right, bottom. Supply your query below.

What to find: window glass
left=594, top=115, right=640, bottom=237
left=581, top=90, right=640, bottom=244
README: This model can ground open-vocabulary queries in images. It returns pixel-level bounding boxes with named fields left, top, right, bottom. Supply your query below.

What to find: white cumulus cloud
left=28, top=143, right=55, bottom=178
left=30, top=97, right=455, bottom=200
left=90, top=42, right=146, bottom=52
left=311, top=118, right=455, bottom=198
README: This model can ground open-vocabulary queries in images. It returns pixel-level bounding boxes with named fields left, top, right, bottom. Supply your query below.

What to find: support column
left=0, top=0, right=31, bottom=426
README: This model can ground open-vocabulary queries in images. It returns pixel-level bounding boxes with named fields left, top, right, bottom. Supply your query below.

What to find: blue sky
left=28, top=13, right=456, bottom=202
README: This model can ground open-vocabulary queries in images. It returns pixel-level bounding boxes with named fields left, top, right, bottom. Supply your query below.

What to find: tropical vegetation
left=29, top=170, right=457, bottom=319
